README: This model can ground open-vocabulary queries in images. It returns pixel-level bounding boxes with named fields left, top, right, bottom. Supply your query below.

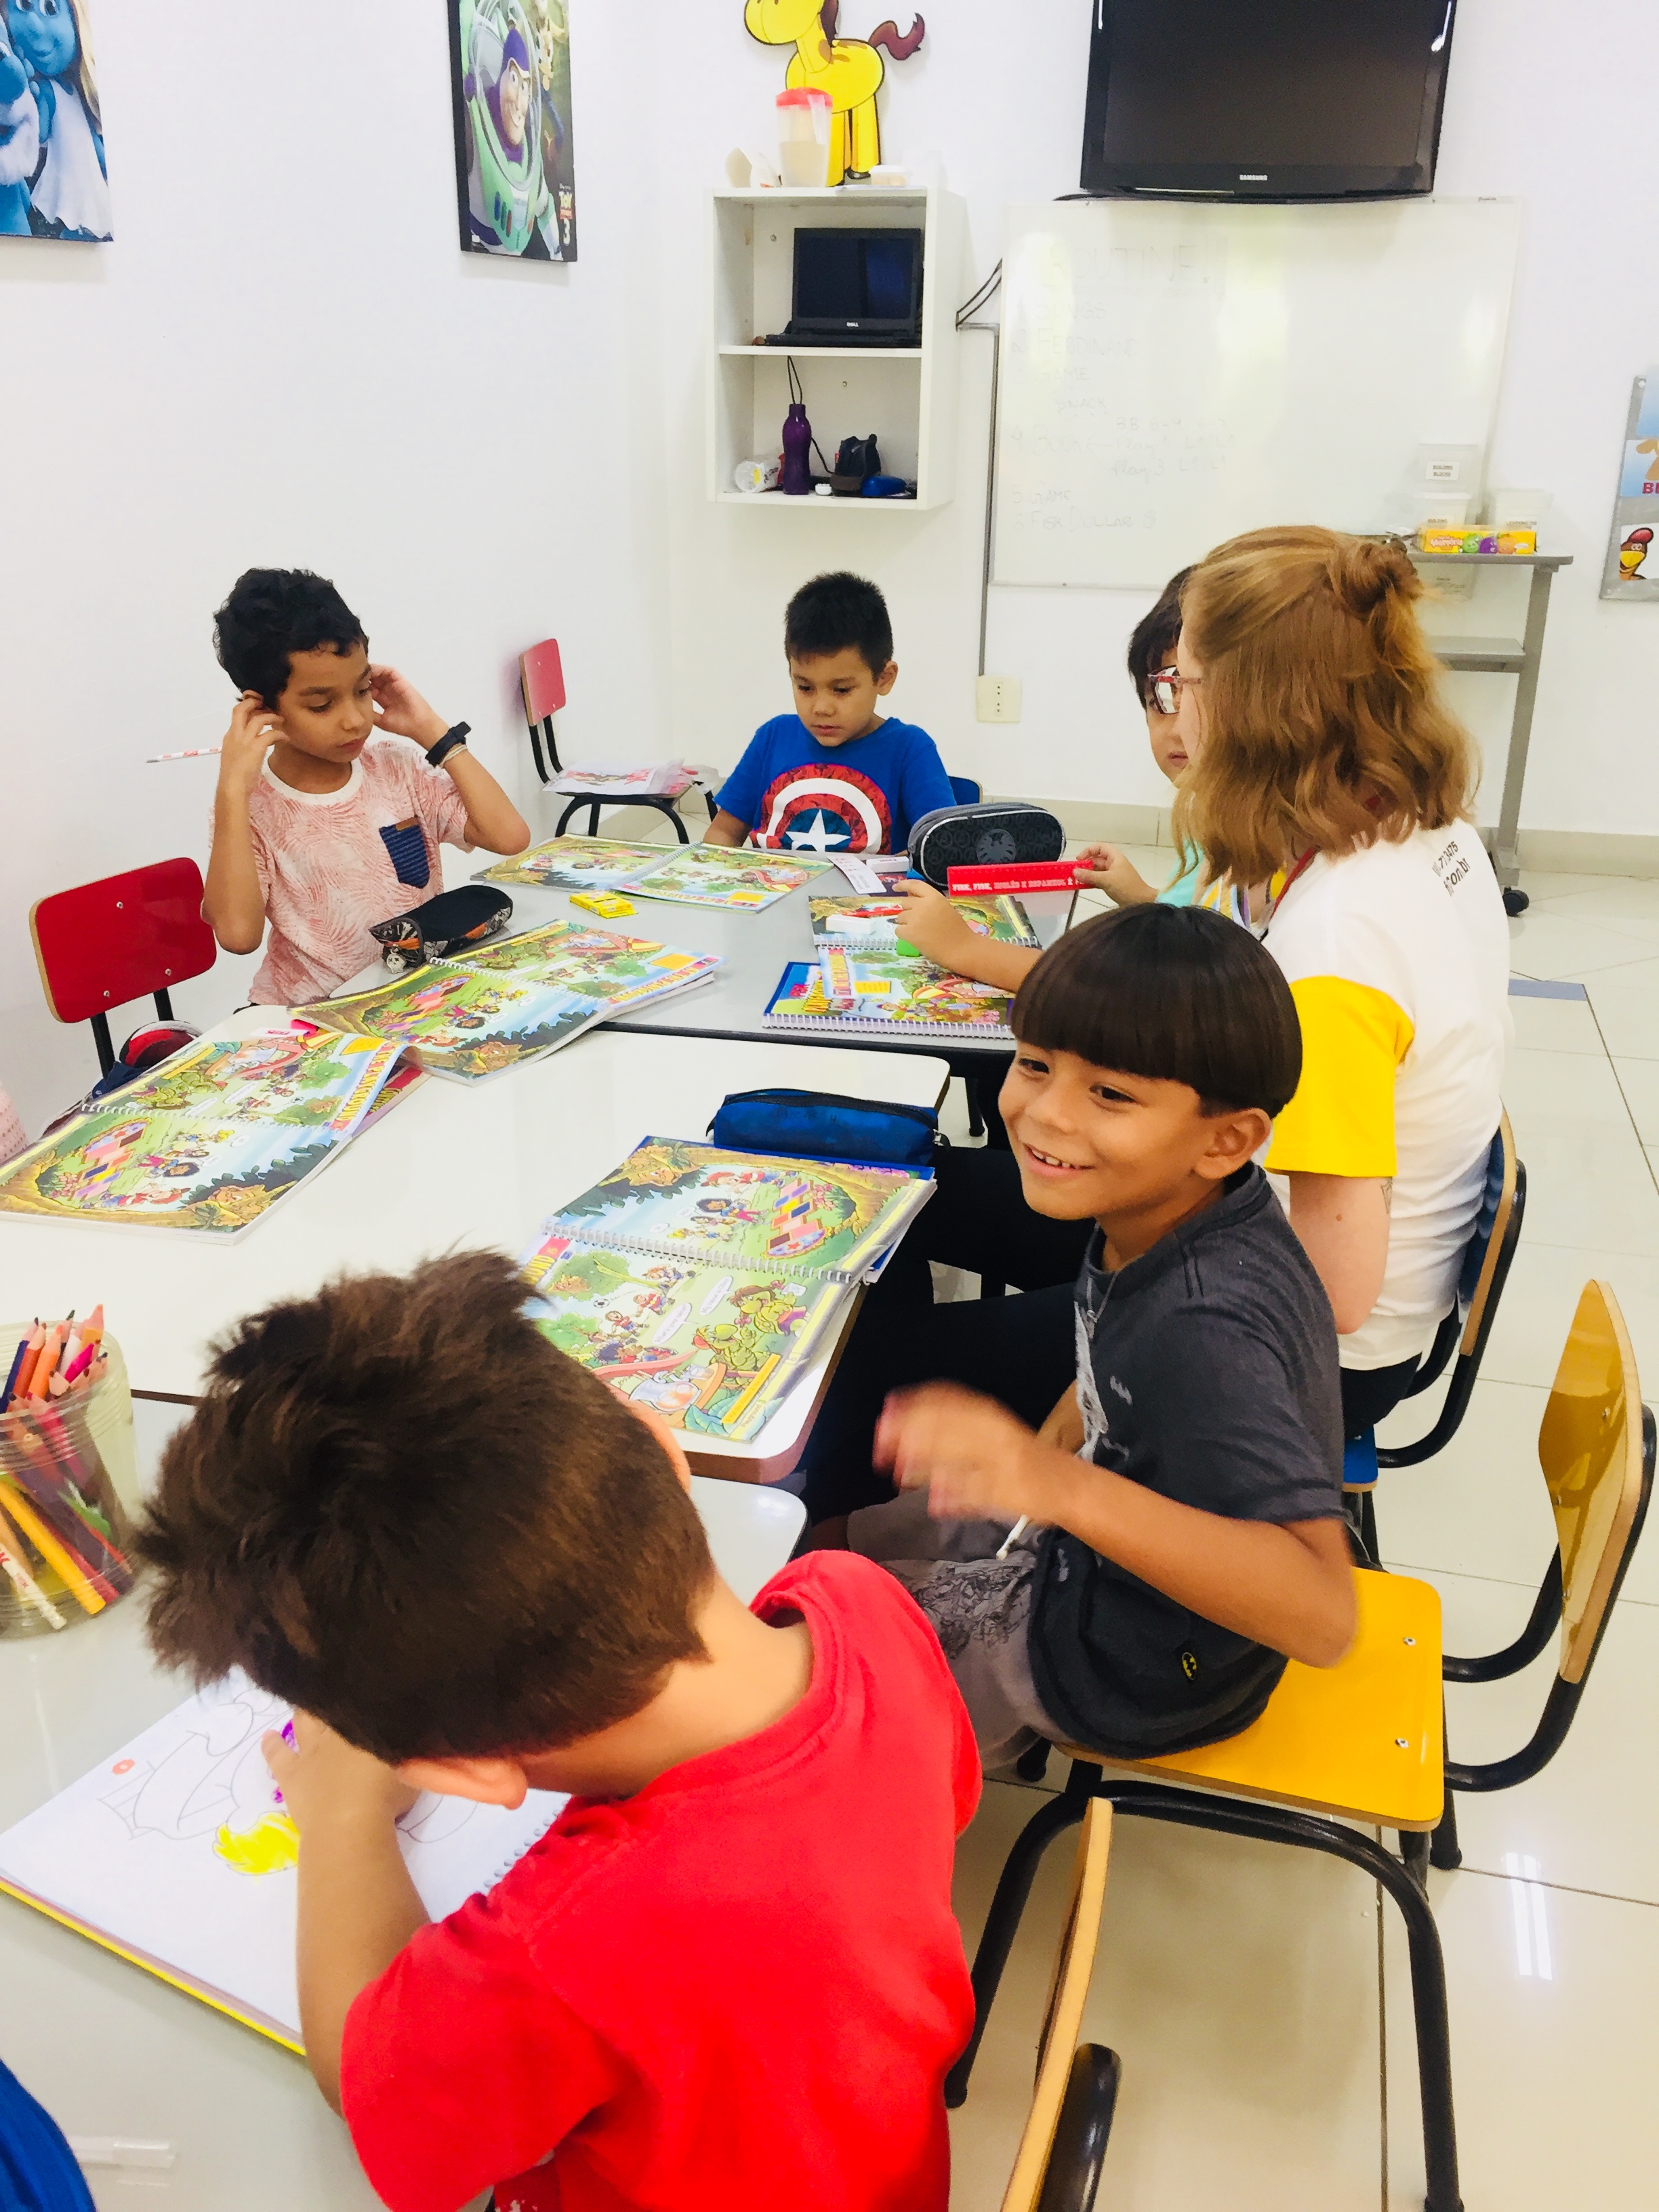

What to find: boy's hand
left=889, top=882, right=981, bottom=972
left=263, top=1711, right=419, bottom=1837
left=1073, top=842, right=1155, bottom=905
left=218, top=693, right=283, bottom=798
left=368, top=664, right=449, bottom=752
left=876, top=1382, right=1055, bottom=1525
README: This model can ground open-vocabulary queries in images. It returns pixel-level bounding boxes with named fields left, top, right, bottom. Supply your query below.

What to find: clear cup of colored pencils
left=0, top=1325, right=136, bottom=1638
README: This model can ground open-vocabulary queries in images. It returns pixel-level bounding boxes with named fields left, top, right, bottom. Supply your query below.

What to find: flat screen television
left=1080, top=0, right=1458, bottom=201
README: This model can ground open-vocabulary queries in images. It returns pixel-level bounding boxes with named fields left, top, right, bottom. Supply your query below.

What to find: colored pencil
left=0, top=1495, right=67, bottom=1631
left=1, top=1338, right=29, bottom=1406
left=0, top=1482, right=105, bottom=1614
left=145, top=748, right=220, bottom=763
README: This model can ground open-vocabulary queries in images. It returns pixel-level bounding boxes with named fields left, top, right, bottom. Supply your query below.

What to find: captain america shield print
left=752, top=764, right=893, bottom=853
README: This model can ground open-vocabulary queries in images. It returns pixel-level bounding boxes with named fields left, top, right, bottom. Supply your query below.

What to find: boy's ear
left=874, top=659, right=898, bottom=695
left=1194, top=1105, right=1273, bottom=1181
left=396, top=1754, right=530, bottom=1808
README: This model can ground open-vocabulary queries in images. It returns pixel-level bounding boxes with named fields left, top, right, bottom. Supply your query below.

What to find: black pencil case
left=369, top=885, right=513, bottom=974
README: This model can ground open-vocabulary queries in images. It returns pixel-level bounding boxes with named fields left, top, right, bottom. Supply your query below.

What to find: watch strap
left=426, top=722, right=471, bottom=769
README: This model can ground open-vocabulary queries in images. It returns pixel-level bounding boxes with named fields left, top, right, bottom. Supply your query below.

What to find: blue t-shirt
left=715, top=715, right=956, bottom=856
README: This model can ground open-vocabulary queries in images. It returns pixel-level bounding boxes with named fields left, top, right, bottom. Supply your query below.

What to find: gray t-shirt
left=1027, top=1164, right=1344, bottom=1757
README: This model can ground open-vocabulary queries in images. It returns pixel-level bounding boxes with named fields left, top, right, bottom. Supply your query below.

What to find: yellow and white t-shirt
left=1261, top=825, right=1511, bottom=1371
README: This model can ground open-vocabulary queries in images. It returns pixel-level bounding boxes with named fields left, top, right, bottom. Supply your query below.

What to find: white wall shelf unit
left=705, top=186, right=965, bottom=512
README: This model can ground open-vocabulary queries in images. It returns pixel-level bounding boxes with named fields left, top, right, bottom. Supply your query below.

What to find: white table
left=0, top=1400, right=804, bottom=2212
left=0, top=1022, right=949, bottom=1483
left=336, top=872, right=1075, bottom=1055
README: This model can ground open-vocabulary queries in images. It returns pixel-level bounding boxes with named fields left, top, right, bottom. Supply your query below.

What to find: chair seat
left=1060, top=1569, right=1444, bottom=1830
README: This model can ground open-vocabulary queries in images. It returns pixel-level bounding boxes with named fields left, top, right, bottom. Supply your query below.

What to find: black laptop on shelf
left=762, top=228, right=924, bottom=348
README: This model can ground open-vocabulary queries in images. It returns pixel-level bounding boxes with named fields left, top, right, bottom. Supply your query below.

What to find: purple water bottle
left=781, top=402, right=813, bottom=495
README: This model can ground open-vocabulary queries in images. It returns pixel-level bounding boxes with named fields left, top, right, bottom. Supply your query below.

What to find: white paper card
left=0, top=1676, right=567, bottom=2044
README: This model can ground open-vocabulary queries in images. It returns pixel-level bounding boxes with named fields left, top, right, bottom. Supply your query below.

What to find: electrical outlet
left=976, top=674, right=1023, bottom=724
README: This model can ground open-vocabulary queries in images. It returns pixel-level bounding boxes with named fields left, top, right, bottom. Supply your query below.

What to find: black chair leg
left=89, top=1010, right=115, bottom=1076
left=945, top=1765, right=1090, bottom=2107
left=966, top=1078, right=985, bottom=1139
left=1385, top=1849, right=1463, bottom=2211
left=1400, top=1828, right=1431, bottom=1893
left=1431, top=1697, right=1462, bottom=1871
left=1359, top=1489, right=1380, bottom=1561
left=1431, top=1788, right=1462, bottom=1872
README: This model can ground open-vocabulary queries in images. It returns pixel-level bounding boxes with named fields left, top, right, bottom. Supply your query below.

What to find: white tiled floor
left=947, top=859, right=1659, bottom=2210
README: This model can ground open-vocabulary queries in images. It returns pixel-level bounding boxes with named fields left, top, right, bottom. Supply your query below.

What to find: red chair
left=520, top=638, right=709, bottom=844
left=30, top=859, right=218, bottom=1076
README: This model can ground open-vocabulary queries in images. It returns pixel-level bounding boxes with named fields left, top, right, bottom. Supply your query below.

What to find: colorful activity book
left=479, top=835, right=829, bottom=912
left=808, top=893, right=1038, bottom=954
left=0, top=1677, right=567, bottom=2051
left=0, top=1028, right=405, bottom=1237
left=522, top=1137, right=933, bottom=1443
left=480, top=836, right=670, bottom=893
left=294, top=960, right=611, bottom=1084
left=450, top=917, right=722, bottom=1010
left=764, top=951, right=1017, bottom=1040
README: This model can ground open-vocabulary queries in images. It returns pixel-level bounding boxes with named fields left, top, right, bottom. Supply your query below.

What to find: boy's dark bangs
left=1014, top=937, right=1218, bottom=1094
left=1010, top=907, right=1302, bottom=1115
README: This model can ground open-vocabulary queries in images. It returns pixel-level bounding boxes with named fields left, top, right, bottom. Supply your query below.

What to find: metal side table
left=1411, top=550, right=1574, bottom=917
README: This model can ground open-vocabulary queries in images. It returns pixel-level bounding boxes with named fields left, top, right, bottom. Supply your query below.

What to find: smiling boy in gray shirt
left=850, top=905, right=1353, bottom=1764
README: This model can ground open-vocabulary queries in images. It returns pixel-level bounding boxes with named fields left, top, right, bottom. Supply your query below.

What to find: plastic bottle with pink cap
left=777, top=87, right=834, bottom=188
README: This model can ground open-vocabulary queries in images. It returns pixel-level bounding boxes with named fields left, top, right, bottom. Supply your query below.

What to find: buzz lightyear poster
left=447, top=0, right=576, bottom=262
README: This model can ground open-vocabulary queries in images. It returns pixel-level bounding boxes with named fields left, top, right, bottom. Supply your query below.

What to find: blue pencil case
left=708, top=1088, right=938, bottom=1172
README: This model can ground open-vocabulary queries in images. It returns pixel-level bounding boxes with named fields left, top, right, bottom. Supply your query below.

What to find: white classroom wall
left=659, top=0, right=1659, bottom=833
left=3, top=0, right=1658, bottom=1136
left=0, top=0, right=679, bottom=1130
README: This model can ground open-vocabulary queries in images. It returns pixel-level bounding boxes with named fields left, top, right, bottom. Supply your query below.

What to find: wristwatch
left=426, top=722, right=470, bottom=769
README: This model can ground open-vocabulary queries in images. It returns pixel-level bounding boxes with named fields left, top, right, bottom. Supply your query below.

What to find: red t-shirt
left=340, top=1553, right=981, bottom=2212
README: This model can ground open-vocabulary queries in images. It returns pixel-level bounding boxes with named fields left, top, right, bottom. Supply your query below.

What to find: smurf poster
left=0, top=0, right=111, bottom=242
left=447, top=0, right=576, bottom=262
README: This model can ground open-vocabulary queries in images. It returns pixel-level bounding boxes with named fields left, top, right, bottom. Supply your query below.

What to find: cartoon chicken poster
left=1603, top=367, right=1659, bottom=601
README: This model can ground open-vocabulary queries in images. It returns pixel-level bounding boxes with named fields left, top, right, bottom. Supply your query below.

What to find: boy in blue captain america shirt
left=705, top=573, right=956, bottom=857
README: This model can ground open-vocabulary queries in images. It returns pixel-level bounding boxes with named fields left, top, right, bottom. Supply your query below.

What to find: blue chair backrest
left=0, top=2061, right=96, bottom=2211
left=1456, top=1127, right=1507, bottom=1311
left=949, top=776, right=983, bottom=806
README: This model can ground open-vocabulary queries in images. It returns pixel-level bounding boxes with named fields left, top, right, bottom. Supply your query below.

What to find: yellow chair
left=952, top=1281, right=1656, bottom=2212
left=1432, top=1278, right=1655, bottom=1870
left=949, top=1569, right=1458, bottom=2204
left=997, top=1799, right=1119, bottom=2212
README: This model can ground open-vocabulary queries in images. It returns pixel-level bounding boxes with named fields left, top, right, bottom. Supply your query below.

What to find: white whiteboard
left=993, top=198, right=1519, bottom=590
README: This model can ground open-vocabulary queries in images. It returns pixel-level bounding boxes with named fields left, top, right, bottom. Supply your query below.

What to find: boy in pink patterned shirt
left=203, top=571, right=530, bottom=1004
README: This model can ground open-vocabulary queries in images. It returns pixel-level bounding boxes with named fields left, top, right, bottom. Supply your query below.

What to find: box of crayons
left=0, top=1309, right=137, bottom=1639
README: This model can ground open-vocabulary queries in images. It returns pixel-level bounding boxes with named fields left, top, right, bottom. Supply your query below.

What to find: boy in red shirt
left=138, top=1252, right=978, bottom=2212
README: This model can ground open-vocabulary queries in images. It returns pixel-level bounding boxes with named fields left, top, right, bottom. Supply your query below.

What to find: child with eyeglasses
left=891, top=569, right=1243, bottom=985
left=1069, top=567, right=1246, bottom=921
